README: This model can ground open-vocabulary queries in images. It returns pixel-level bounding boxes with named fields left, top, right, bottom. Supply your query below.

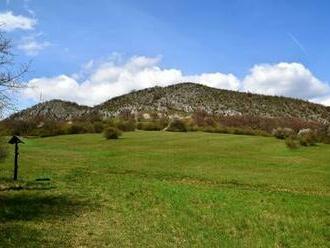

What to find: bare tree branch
left=0, top=31, right=29, bottom=116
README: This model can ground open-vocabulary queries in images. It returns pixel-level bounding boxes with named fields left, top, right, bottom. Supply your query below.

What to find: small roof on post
left=8, top=136, right=24, bottom=144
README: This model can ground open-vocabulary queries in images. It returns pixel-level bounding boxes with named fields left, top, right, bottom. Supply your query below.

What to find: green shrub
left=137, top=121, right=166, bottom=131
left=66, top=123, right=91, bottom=134
left=182, top=118, right=198, bottom=131
left=104, top=118, right=136, bottom=132
left=272, top=127, right=295, bottom=139
left=116, top=120, right=136, bottom=132
left=297, top=129, right=317, bottom=146
left=104, top=127, right=122, bottom=139
left=321, top=135, right=330, bottom=144
left=285, top=137, right=299, bottom=149
left=38, top=121, right=66, bottom=137
left=166, top=119, right=187, bottom=132
left=231, top=127, right=255, bottom=135
left=0, top=122, right=9, bottom=136
left=202, top=126, right=270, bottom=137
left=192, top=109, right=217, bottom=127
left=316, top=125, right=330, bottom=144
left=201, top=126, right=217, bottom=133
left=10, top=120, right=37, bottom=136
left=93, top=121, right=104, bottom=133
left=66, top=124, right=85, bottom=134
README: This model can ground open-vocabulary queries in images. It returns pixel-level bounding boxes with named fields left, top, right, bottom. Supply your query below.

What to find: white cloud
left=22, top=56, right=240, bottom=106
left=18, top=35, right=51, bottom=56
left=20, top=56, right=330, bottom=106
left=185, top=73, right=240, bottom=90
left=311, top=96, right=330, bottom=106
left=0, top=11, right=36, bottom=31
left=243, top=62, right=330, bottom=100
left=25, top=75, right=79, bottom=99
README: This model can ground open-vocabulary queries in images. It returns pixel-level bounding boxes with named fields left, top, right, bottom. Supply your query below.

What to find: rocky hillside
left=9, top=99, right=91, bottom=121
left=95, top=83, right=330, bottom=123
left=8, top=83, right=330, bottom=123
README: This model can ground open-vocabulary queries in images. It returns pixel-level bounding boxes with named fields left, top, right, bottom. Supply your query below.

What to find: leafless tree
left=0, top=30, right=29, bottom=161
left=0, top=30, right=29, bottom=116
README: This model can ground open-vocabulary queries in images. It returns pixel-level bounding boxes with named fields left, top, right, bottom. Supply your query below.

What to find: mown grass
left=0, top=131, right=329, bottom=247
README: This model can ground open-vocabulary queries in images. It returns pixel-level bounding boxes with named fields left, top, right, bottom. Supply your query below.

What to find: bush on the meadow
left=182, top=118, right=199, bottom=131
left=166, top=118, right=187, bottom=132
left=66, top=124, right=85, bottom=135
left=232, top=127, right=270, bottom=136
left=105, top=118, right=136, bottom=132
left=285, top=137, right=299, bottom=149
left=191, top=109, right=217, bottom=127
left=272, top=127, right=295, bottom=139
left=202, top=125, right=270, bottom=137
left=10, top=120, right=37, bottom=136
left=38, top=121, right=66, bottom=137
left=217, top=115, right=321, bottom=134
left=66, top=123, right=91, bottom=134
left=115, top=120, right=136, bottom=132
left=315, top=125, right=330, bottom=144
left=93, top=121, right=104, bottom=133
left=104, top=127, right=122, bottom=139
left=137, top=121, right=168, bottom=131
left=321, top=125, right=330, bottom=144
left=137, top=122, right=160, bottom=131
left=297, top=129, right=317, bottom=146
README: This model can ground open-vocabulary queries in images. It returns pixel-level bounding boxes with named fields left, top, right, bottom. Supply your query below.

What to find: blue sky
left=1, top=0, right=330, bottom=108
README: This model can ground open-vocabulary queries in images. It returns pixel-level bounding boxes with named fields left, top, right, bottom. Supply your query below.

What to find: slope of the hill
left=95, top=83, right=330, bottom=122
left=9, top=99, right=92, bottom=121
left=7, top=83, right=330, bottom=123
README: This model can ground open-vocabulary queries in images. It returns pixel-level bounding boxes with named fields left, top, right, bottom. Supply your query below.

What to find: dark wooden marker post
left=8, top=136, right=24, bottom=181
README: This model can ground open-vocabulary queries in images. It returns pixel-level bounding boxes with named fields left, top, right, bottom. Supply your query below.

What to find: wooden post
left=13, top=142, right=19, bottom=181
left=8, top=136, right=24, bottom=181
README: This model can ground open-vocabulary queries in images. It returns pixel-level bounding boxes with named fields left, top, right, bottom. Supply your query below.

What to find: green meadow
left=0, top=131, right=329, bottom=247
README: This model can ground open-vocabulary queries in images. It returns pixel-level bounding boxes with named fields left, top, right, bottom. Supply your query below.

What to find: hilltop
left=9, top=99, right=92, bottom=121
left=8, top=83, right=330, bottom=123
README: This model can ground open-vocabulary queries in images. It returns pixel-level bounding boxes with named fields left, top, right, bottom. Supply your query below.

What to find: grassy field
left=0, top=131, right=329, bottom=247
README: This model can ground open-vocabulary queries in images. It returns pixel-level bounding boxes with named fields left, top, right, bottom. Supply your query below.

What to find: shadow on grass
left=0, top=193, right=91, bottom=247
left=0, top=177, right=56, bottom=191
left=0, top=224, right=64, bottom=248
left=0, top=193, right=89, bottom=222
left=0, top=176, right=93, bottom=246
left=0, top=183, right=55, bottom=192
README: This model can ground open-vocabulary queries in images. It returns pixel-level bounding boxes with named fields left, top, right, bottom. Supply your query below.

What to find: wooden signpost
left=8, top=136, right=24, bottom=181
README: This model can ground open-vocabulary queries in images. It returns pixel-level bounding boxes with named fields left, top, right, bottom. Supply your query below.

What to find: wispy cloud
left=18, top=34, right=51, bottom=56
left=288, top=32, right=307, bottom=55
left=0, top=11, right=36, bottom=31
